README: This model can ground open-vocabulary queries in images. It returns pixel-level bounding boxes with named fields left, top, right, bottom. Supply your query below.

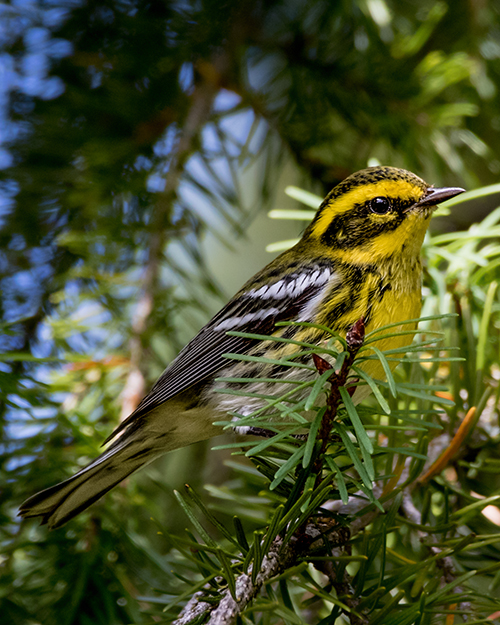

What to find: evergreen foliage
left=2, top=1, right=500, bottom=623
left=145, top=190, right=500, bottom=624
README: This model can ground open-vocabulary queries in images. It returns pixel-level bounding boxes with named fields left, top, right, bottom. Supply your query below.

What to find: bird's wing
left=108, top=264, right=335, bottom=441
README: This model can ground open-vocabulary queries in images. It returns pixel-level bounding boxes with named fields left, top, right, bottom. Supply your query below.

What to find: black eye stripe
left=369, top=197, right=392, bottom=215
left=319, top=195, right=417, bottom=249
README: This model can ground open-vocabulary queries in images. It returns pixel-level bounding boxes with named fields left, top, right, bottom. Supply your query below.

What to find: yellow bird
left=19, top=166, right=464, bottom=529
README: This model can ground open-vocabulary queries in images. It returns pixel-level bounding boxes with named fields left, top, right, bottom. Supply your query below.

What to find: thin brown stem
left=119, top=53, right=231, bottom=421
left=312, top=318, right=365, bottom=478
left=174, top=516, right=370, bottom=625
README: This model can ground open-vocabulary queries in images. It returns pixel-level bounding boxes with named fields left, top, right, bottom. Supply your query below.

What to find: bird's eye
left=369, top=197, right=392, bottom=215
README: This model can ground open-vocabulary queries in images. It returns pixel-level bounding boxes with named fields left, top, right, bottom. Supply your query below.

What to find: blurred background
left=1, top=0, right=500, bottom=623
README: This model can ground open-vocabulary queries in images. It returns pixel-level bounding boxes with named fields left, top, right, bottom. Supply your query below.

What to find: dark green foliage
left=2, top=0, right=500, bottom=623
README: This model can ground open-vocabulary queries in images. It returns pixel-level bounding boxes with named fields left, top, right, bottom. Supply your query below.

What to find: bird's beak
left=417, top=186, right=466, bottom=208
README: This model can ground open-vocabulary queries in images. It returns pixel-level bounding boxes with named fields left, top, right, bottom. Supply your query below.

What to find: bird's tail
left=19, top=400, right=223, bottom=529
left=18, top=437, right=162, bottom=530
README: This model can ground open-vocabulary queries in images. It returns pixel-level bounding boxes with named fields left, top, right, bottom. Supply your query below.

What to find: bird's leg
left=246, top=427, right=276, bottom=438
left=246, top=427, right=307, bottom=441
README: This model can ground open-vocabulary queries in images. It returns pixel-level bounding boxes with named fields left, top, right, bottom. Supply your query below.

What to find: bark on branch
left=173, top=493, right=389, bottom=625
left=173, top=416, right=473, bottom=625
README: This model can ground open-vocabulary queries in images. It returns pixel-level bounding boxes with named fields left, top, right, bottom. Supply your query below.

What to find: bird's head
left=304, top=166, right=464, bottom=263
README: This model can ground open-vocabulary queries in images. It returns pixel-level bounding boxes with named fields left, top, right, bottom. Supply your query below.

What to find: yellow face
left=312, top=179, right=426, bottom=235
left=306, top=168, right=433, bottom=264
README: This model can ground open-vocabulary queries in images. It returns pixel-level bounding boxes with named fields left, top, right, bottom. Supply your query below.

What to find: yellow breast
left=360, top=286, right=422, bottom=383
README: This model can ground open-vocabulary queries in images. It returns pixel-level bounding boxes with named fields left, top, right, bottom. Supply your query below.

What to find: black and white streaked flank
left=210, top=267, right=339, bottom=424
left=111, top=264, right=338, bottom=439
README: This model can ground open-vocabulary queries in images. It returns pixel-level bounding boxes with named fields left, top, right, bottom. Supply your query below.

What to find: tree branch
left=173, top=503, right=380, bottom=625
left=119, top=52, right=231, bottom=421
left=173, top=409, right=478, bottom=625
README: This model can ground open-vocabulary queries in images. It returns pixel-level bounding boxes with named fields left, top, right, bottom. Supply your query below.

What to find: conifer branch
left=171, top=314, right=488, bottom=623
left=174, top=517, right=368, bottom=625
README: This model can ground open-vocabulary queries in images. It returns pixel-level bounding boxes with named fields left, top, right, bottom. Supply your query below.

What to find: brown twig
left=174, top=516, right=370, bottom=625
left=313, top=317, right=365, bottom=475
left=175, top=322, right=373, bottom=625
left=174, top=316, right=477, bottom=624
left=119, top=53, right=231, bottom=421
left=417, top=406, right=476, bottom=485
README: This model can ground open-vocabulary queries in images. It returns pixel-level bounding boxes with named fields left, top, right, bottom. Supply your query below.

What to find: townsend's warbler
left=19, top=166, right=464, bottom=529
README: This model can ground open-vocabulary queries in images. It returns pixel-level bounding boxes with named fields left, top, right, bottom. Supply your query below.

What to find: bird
left=19, top=166, right=464, bottom=529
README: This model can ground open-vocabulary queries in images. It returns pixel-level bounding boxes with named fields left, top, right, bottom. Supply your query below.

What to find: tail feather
left=18, top=440, right=161, bottom=530
left=19, top=401, right=223, bottom=529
